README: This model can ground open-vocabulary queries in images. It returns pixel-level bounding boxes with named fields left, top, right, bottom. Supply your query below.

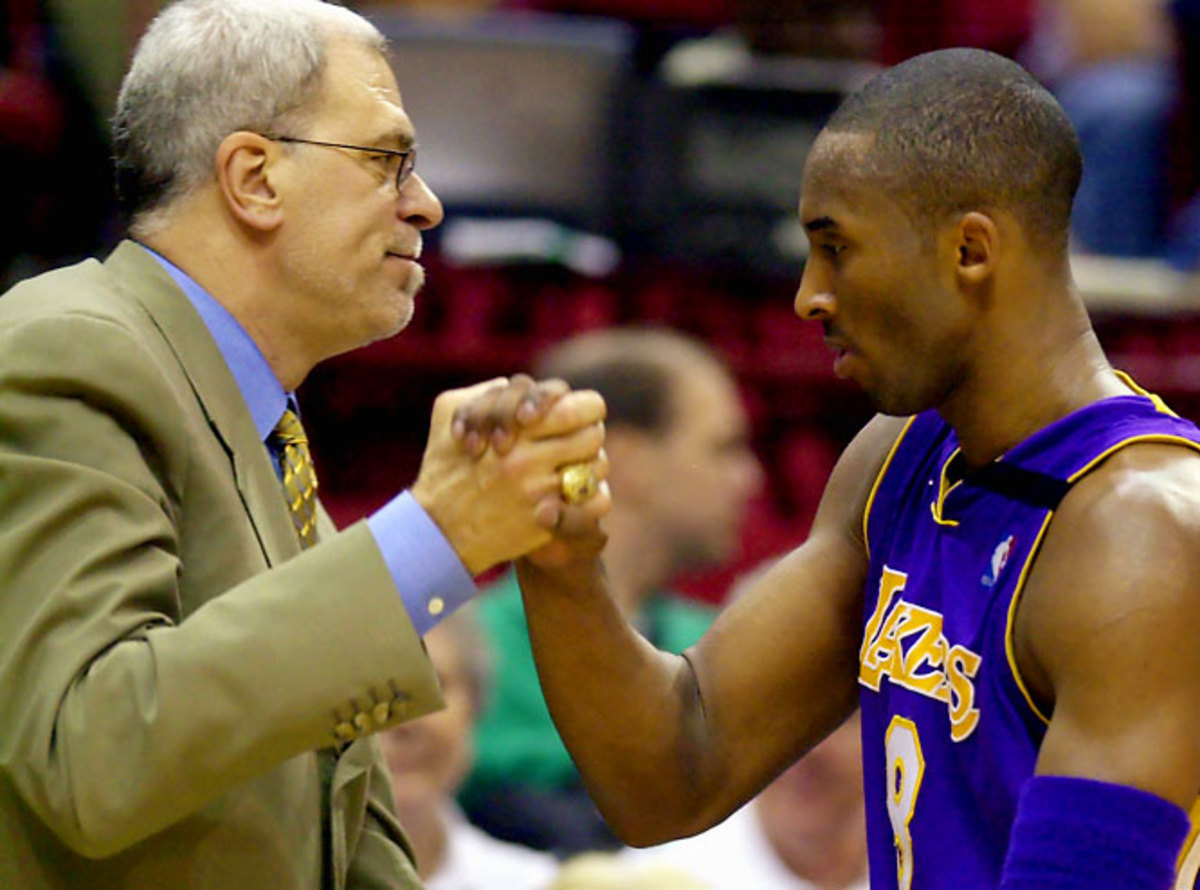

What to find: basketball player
left=456, top=48, right=1200, bottom=890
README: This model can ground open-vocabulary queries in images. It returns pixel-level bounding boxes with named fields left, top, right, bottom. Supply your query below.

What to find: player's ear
left=955, top=211, right=998, bottom=290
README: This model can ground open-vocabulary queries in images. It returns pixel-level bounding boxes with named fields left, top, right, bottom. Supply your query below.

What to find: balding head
left=534, top=328, right=732, bottom=438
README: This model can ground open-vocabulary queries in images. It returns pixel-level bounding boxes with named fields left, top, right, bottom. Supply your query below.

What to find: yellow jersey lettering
left=898, top=604, right=949, bottom=700
left=860, top=568, right=908, bottom=690
left=860, top=564, right=982, bottom=742
left=946, top=644, right=982, bottom=741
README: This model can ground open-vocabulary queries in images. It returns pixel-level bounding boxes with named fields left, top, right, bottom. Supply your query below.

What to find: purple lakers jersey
left=859, top=386, right=1200, bottom=890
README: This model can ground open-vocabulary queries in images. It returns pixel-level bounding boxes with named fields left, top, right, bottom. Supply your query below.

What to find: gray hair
left=113, top=0, right=386, bottom=234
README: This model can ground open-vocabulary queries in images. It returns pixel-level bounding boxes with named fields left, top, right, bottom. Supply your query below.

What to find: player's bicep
left=1024, top=447, right=1200, bottom=809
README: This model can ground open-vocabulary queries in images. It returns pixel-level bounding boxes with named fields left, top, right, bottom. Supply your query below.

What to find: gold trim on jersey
left=1002, top=370, right=1200, bottom=728
left=1003, top=513, right=1056, bottom=726
left=1175, top=798, right=1200, bottom=889
left=1004, top=430, right=1200, bottom=726
left=868, top=376, right=1200, bottom=743
left=929, top=448, right=962, bottom=527
left=863, top=415, right=918, bottom=564
left=1117, top=368, right=1178, bottom=415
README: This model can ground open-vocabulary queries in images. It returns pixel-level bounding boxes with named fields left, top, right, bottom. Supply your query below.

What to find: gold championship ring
left=560, top=462, right=599, bottom=505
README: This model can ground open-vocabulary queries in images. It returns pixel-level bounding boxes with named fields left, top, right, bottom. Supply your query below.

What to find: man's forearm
left=515, top=556, right=718, bottom=846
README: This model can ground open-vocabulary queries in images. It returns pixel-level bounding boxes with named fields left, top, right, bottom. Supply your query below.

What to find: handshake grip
left=412, top=376, right=609, bottom=576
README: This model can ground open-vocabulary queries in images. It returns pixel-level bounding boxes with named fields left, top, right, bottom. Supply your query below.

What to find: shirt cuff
left=367, top=491, right=477, bottom=636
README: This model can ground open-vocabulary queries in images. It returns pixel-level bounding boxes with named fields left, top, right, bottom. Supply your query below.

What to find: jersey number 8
left=886, top=716, right=926, bottom=890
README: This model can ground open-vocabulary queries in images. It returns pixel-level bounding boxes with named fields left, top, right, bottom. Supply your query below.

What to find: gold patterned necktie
left=272, top=408, right=319, bottom=549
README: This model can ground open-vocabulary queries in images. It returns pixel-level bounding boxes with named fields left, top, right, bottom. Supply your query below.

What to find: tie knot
left=273, top=408, right=308, bottom=447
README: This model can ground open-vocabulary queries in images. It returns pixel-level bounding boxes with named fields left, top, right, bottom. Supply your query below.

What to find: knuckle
left=539, top=377, right=569, bottom=398
left=500, top=449, right=533, bottom=482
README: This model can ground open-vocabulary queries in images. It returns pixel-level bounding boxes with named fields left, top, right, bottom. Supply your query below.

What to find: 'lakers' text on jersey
left=859, top=382, right=1200, bottom=890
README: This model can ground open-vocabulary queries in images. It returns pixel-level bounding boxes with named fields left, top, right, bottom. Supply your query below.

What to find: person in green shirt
left=460, top=327, right=764, bottom=855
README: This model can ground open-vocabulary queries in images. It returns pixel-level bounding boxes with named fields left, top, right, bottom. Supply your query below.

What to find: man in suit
left=0, top=1, right=607, bottom=887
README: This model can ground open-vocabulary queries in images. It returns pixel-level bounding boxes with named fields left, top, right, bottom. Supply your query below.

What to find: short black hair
left=824, top=48, right=1082, bottom=253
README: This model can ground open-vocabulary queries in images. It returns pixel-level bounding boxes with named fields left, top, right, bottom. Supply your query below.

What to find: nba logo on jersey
left=981, top=535, right=1015, bottom=588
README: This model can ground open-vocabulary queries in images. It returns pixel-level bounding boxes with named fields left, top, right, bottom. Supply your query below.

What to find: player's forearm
left=516, top=556, right=722, bottom=846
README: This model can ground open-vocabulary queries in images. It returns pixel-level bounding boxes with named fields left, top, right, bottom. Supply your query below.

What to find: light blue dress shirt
left=147, top=245, right=475, bottom=635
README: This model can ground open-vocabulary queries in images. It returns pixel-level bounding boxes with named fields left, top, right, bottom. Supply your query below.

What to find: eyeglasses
left=262, top=134, right=417, bottom=192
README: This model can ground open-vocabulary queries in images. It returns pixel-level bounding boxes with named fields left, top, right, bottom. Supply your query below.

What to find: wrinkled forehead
left=312, top=37, right=412, bottom=141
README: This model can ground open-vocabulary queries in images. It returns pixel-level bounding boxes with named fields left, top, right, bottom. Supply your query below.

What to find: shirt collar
left=143, top=245, right=288, bottom=441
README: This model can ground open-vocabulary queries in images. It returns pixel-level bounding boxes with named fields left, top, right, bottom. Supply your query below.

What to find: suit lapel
left=103, top=241, right=301, bottom=567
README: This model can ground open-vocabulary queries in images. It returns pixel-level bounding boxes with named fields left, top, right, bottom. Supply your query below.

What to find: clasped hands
left=411, top=374, right=609, bottom=576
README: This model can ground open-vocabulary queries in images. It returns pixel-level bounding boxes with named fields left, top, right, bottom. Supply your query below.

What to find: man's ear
left=215, top=131, right=284, bottom=231
left=955, top=211, right=998, bottom=290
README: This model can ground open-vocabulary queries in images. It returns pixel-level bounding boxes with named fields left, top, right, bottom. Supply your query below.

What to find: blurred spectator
left=1, top=0, right=114, bottom=288
left=507, top=0, right=733, bottom=72
left=657, top=0, right=879, bottom=86
left=621, top=713, right=867, bottom=890
left=1166, top=0, right=1200, bottom=270
left=350, top=0, right=502, bottom=19
left=378, top=608, right=560, bottom=890
left=552, top=853, right=707, bottom=890
left=731, top=0, right=877, bottom=59
left=460, top=327, right=764, bottom=855
left=855, top=0, right=1178, bottom=259
left=510, top=0, right=731, bottom=31
left=1026, top=0, right=1177, bottom=257
left=874, top=0, right=1034, bottom=66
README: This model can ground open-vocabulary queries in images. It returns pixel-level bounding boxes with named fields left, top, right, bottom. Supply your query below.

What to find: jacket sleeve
left=0, top=310, right=443, bottom=858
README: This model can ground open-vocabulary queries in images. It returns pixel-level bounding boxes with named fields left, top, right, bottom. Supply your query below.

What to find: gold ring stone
left=560, top=462, right=598, bottom=505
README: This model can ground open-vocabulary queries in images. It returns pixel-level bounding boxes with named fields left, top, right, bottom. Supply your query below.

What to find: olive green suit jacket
left=0, top=241, right=444, bottom=888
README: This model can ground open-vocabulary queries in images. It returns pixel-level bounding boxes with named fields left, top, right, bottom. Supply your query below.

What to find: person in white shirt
left=378, top=608, right=559, bottom=890
left=623, top=714, right=867, bottom=890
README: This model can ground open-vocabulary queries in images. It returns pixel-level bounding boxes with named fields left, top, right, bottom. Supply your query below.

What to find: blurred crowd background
left=8, top=1, right=1200, bottom=884
left=7, top=0, right=1200, bottom=601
